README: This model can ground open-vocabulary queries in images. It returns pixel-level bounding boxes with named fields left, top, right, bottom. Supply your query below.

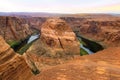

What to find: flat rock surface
left=30, top=47, right=120, bottom=80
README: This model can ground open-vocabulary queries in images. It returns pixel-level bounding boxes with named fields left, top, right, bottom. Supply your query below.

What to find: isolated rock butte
left=0, top=16, right=32, bottom=41
left=40, top=18, right=80, bottom=55
left=25, top=18, right=80, bottom=71
left=0, top=36, right=33, bottom=80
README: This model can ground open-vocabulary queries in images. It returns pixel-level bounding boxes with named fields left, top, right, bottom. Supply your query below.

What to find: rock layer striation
left=0, top=16, right=32, bottom=41
left=0, top=36, right=33, bottom=80
left=25, top=18, right=80, bottom=71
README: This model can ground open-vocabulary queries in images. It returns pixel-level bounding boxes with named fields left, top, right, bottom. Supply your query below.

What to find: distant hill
left=0, top=12, right=119, bottom=17
left=0, top=12, right=64, bottom=17
left=110, top=14, right=120, bottom=17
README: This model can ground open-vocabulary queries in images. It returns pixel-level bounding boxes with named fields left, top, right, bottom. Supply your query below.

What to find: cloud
left=0, top=0, right=119, bottom=13
left=89, top=3, right=120, bottom=13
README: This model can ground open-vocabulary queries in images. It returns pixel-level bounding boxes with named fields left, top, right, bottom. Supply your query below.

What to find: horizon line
left=0, top=12, right=120, bottom=14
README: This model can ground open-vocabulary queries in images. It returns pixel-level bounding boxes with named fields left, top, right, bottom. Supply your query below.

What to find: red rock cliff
left=0, top=16, right=33, bottom=41
left=0, top=36, right=33, bottom=80
left=61, top=16, right=120, bottom=47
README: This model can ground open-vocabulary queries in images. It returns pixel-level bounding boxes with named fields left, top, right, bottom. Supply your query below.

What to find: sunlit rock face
left=25, top=17, right=46, bottom=30
left=61, top=16, right=120, bottom=47
left=30, top=47, right=120, bottom=80
left=0, top=36, right=33, bottom=80
left=40, top=18, right=80, bottom=55
left=25, top=18, right=80, bottom=71
left=0, top=16, right=32, bottom=41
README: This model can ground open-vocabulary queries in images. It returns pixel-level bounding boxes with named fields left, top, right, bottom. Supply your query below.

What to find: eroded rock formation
left=61, top=16, right=120, bottom=47
left=25, top=17, right=46, bottom=30
left=40, top=18, right=80, bottom=55
left=0, top=36, right=33, bottom=80
left=24, top=18, right=80, bottom=71
left=0, top=16, right=33, bottom=41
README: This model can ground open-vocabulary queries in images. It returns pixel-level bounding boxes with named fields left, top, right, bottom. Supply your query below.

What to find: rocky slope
left=0, top=36, right=33, bottom=80
left=24, top=17, right=46, bottom=30
left=24, top=18, right=80, bottom=71
left=30, top=47, right=120, bottom=80
left=0, top=16, right=33, bottom=41
left=61, top=16, right=120, bottom=47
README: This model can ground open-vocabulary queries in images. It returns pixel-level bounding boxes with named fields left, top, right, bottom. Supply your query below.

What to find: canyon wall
left=61, top=16, right=120, bottom=47
left=0, top=36, right=33, bottom=80
left=0, top=16, right=33, bottom=41
left=24, top=17, right=46, bottom=30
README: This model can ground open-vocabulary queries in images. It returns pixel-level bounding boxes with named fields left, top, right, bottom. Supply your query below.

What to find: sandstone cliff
left=25, top=17, right=46, bottom=30
left=40, top=18, right=80, bottom=55
left=24, top=18, right=80, bottom=71
left=0, top=36, right=33, bottom=80
left=61, top=16, right=120, bottom=47
left=0, top=16, right=33, bottom=41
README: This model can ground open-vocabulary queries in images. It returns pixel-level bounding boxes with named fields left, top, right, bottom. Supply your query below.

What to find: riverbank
left=77, top=35, right=104, bottom=56
left=7, top=33, right=40, bottom=55
left=7, top=31, right=104, bottom=56
left=17, top=33, right=40, bottom=55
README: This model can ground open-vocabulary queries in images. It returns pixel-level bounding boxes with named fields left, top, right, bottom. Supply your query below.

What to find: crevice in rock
left=58, top=37, right=64, bottom=49
left=25, top=54, right=40, bottom=75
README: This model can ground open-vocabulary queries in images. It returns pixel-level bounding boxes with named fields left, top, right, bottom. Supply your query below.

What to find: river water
left=78, top=37, right=93, bottom=54
left=27, top=34, right=93, bottom=55
left=27, top=34, right=40, bottom=44
left=80, top=44, right=93, bottom=54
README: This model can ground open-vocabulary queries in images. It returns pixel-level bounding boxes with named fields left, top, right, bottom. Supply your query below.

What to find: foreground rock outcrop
left=0, top=36, right=33, bottom=80
left=0, top=16, right=32, bottom=41
left=30, top=47, right=120, bottom=80
left=25, top=18, right=80, bottom=71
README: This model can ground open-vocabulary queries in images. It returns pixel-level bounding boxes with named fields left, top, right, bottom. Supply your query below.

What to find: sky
left=0, top=0, right=120, bottom=13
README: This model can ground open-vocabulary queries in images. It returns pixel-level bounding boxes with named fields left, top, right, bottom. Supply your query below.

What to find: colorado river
left=27, top=34, right=94, bottom=55
left=27, top=33, right=94, bottom=55
left=16, top=33, right=40, bottom=55
left=80, top=44, right=93, bottom=54
left=27, top=34, right=40, bottom=44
